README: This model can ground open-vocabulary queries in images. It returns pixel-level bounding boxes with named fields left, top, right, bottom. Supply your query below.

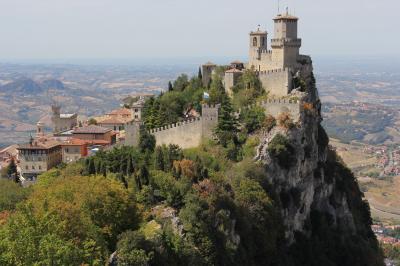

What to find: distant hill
left=40, top=79, right=65, bottom=90
left=0, top=78, right=65, bottom=94
left=0, top=78, right=44, bottom=94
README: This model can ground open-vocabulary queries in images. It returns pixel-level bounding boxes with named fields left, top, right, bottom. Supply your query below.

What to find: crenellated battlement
left=260, top=49, right=273, bottom=54
left=149, top=117, right=202, bottom=134
left=260, top=99, right=299, bottom=105
left=271, top=38, right=302, bottom=47
left=201, top=103, right=221, bottom=109
left=258, top=68, right=289, bottom=75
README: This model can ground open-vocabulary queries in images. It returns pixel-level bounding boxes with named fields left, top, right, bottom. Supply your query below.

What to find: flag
left=203, top=92, right=210, bottom=99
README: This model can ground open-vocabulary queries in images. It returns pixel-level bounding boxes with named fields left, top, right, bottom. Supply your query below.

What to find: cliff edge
left=255, top=60, right=384, bottom=265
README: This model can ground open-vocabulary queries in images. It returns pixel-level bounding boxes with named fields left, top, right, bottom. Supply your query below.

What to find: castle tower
left=271, top=10, right=302, bottom=68
left=249, top=27, right=268, bottom=71
left=131, top=99, right=144, bottom=121
left=202, top=62, right=216, bottom=87
left=51, top=104, right=61, bottom=133
left=36, top=122, right=45, bottom=138
left=201, top=103, right=220, bottom=138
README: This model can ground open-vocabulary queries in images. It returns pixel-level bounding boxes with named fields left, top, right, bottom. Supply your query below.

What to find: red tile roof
left=98, top=117, right=131, bottom=124
left=18, top=140, right=61, bottom=150
left=108, top=108, right=132, bottom=116
left=73, top=125, right=111, bottom=134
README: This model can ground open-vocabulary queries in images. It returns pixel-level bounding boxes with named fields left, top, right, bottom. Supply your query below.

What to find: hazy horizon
left=0, top=0, right=399, bottom=61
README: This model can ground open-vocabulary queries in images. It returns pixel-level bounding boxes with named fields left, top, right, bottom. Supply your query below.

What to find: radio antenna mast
left=278, top=0, right=280, bottom=14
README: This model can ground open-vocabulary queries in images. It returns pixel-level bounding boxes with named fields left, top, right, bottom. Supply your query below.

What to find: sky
left=0, top=0, right=398, bottom=63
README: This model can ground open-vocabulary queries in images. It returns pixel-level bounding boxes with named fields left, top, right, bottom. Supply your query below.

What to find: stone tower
left=201, top=62, right=217, bottom=87
left=201, top=103, right=220, bottom=138
left=125, top=98, right=145, bottom=146
left=271, top=11, right=302, bottom=69
left=36, top=122, right=45, bottom=138
left=51, top=104, right=61, bottom=133
left=248, top=28, right=268, bottom=71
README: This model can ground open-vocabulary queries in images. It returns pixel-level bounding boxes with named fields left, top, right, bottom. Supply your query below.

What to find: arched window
left=253, top=37, right=258, bottom=47
left=261, top=37, right=265, bottom=46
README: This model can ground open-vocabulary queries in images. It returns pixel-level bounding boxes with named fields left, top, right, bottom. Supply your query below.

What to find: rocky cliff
left=255, top=61, right=384, bottom=265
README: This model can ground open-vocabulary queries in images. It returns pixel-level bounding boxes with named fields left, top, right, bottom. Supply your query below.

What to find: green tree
left=139, top=127, right=156, bottom=153
left=208, top=74, right=226, bottom=104
left=116, top=230, right=153, bottom=266
left=239, top=106, right=266, bottom=133
left=215, top=98, right=239, bottom=147
left=7, top=158, right=18, bottom=180
left=232, top=69, right=264, bottom=107
left=173, top=74, right=189, bottom=92
left=88, top=118, right=98, bottom=125
left=198, top=67, right=203, bottom=80
left=168, top=81, right=173, bottom=92
left=155, top=146, right=165, bottom=171
left=267, top=134, right=295, bottom=169
left=0, top=179, right=29, bottom=211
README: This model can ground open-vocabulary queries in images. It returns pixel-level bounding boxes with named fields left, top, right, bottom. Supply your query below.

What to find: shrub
left=303, top=102, right=315, bottom=115
left=267, top=134, right=295, bottom=169
left=239, top=106, right=265, bottom=134
left=263, top=115, right=277, bottom=132
left=277, top=112, right=295, bottom=130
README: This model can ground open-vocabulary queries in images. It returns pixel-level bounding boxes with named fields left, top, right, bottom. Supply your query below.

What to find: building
left=17, top=138, right=62, bottom=180
left=107, top=108, right=133, bottom=121
left=61, top=138, right=88, bottom=164
left=202, top=11, right=311, bottom=98
left=0, top=144, right=18, bottom=163
left=131, top=97, right=145, bottom=121
left=51, top=104, right=78, bottom=133
left=248, top=12, right=302, bottom=72
left=72, top=125, right=116, bottom=145
left=98, top=117, right=129, bottom=132
left=125, top=99, right=145, bottom=146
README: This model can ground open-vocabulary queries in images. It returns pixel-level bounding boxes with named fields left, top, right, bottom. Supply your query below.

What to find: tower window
left=253, top=37, right=257, bottom=47
left=261, top=37, right=265, bottom=46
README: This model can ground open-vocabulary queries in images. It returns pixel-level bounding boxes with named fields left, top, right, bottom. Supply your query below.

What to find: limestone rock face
left=256, top=63, right=357, bottom=243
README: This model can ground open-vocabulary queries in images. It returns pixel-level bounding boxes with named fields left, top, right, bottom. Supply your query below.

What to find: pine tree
left=168, top=81, right=173, bottom=92
left=216, top=98, right=238, bottom=133
left=215, top=98, right=239, bottom=147
left=198, top=67, right=203, bottom=80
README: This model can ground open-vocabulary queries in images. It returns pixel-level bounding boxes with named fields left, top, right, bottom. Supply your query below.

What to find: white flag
left=203, top=92, right=210, bottom=99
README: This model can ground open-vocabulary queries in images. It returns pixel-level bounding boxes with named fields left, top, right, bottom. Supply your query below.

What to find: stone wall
left=260, top=99, right=301, bottom=122
left=124, top=104, right=220, bottom=149
left=150, top=118, right=204, bottom=149
left=258, top=68, right=292, bottom=97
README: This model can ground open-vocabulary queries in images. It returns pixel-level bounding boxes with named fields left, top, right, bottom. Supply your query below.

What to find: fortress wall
left=259, top=99, right=301, bottom=122
left=151, top=118, right=204, bottom=149
left=259, top=68, right=292, bottom=97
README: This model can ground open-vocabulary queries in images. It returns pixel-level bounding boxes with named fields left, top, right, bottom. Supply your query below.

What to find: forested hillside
left=0, top=71, right=383, bottom=265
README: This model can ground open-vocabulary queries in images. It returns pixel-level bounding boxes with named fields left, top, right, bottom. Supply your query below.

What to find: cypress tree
left=138, top=165, right=149, bottom=186
left=198, top=67, right=203, bottom=80
left=126, top=156, right=134, bottom=176
left=168, top=81, right=173, bottom=91
left=87, top=158, right=96, bottom=175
